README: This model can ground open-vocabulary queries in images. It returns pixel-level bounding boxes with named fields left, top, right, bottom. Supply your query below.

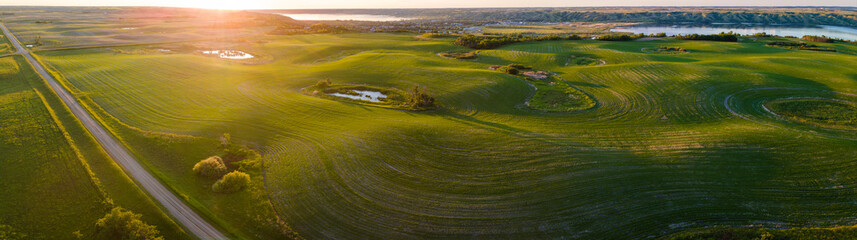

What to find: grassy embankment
left=35, top=32, right=857, bottom=239
left=0, top=55, right=189, bottom=239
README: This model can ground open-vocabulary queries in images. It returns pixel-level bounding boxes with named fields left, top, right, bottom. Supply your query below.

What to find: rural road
left=0, top=23, right=229, bottom=240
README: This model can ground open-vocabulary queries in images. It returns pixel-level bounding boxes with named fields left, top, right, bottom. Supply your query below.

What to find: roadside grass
left=0, top=55, right=189, bottom=239
left=36, top=32, right=857, bottom=239
left=0, top=29, right=10, bottom=54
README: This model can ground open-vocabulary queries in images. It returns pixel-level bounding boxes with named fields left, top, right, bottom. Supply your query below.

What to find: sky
left=2, top=0, right=856, bottom=9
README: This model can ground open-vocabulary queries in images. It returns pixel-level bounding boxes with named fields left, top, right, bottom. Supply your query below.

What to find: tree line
left=454, top=34, right=585, bottom=49
left=435, top=10, right=857, bottom=28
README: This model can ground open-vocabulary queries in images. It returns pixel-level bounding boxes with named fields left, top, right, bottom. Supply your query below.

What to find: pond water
left=329, top=90, right=387, bottom=102
left=201, top=50, right=254, bottom=59
left=279, top=13, right=412, bottom=22
left=611, top=24, right=857, bottom=41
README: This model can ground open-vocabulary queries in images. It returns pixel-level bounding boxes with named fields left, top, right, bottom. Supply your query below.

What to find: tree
left=193, top=156, right=227, bottom=179
left=95, top=207, right=163, bottom=240
left=406, top=86, right=436, bottom=109
left=212, top=171, right=251, bottom=193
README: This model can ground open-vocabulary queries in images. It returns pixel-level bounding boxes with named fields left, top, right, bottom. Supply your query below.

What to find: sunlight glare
left=183, top=0, right=260, bottom=10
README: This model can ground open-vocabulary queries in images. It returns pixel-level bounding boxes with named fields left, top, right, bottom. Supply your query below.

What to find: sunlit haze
left=4, top=0, right=857, bottom=9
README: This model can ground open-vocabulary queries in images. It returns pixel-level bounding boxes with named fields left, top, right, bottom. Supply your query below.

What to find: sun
left=186, top=0, right=260, bottom=10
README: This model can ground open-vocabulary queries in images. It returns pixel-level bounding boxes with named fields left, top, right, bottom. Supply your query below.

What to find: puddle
left=329, top=90, right=387, bottom=102
left=201, top=50, right=254, bottom=59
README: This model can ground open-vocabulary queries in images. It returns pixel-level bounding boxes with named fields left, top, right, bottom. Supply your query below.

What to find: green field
left=0, top=7, right=274, bottom=49
left=30, top=31, right=857, bottom=239
left=0, top=55, right=191, bottom=239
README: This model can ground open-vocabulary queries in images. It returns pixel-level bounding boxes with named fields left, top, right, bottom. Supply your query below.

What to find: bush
left=314, top=78, right=332, bottom=88
left=222, top=144, right=262, bottom=169
left=503, top=67, right=520, bottom=75
left=193, top=156, right=227, bottom=179
left=406, top=86, right=436, bottom=109
left=212, top=171, right=251, bottom=193
left=95, top=207, right=163, bottom=240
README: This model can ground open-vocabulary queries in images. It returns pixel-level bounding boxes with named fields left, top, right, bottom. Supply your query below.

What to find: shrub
left=406, top=86, right=436, bottom=109
left=503, top=67, right=520, bottom=75
left=314, top=78, right=332, bottom=88
left=95, top=207, right=163, bottom=240
left=212, top=171, right=251, bottom=193
left=193, top=156, right=227, bottom=179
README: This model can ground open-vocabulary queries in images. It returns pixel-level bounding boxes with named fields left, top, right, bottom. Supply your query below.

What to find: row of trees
left=674, top=32, right=739, bottom=42
left=767, top=41, right=836, bottom=52
left=454, top=34, right=585, bottom=49
left=439, top=10, right=857, bottom=28
left=801, top=35, right=857, bottom=45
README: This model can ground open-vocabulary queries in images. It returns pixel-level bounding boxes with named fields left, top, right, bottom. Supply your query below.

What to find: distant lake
left=279, top=14, right=412, bottom=22
left=611, top=24, right=857, bottom=41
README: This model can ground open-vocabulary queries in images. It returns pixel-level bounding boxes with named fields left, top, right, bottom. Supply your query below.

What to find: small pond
left=201, top=50, right=254, bottom=59
left=329, top=90, right=387, bottom=102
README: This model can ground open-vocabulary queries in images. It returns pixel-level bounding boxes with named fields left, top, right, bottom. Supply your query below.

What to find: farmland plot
left=37, top=33, right=857, bottom=239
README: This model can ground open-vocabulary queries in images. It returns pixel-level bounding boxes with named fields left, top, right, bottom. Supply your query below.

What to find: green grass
left=0, top=56, right=189, bottom=239
left=0, top=30, right=10, bottom=54
left=660, top=226, right=857, bottom=240
left=766, top=98, right=857, bottom=130
left=34, top=32, right=857, bottom=239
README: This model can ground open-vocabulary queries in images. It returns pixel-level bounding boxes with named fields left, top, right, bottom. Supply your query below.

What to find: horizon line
left=0, top=5, right=856, bottom=10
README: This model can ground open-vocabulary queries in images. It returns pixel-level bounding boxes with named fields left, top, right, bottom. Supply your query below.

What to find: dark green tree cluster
left=406, top=86, right=436, bottom=108
left=493, top=64, right=532, bottom=75
left=454, top=34, right=585, bottom=49
left=674, top=32, right=739, bottom=42
left=751, top=32, right=774, bottom=37
left=596, top=34, right=638, bottom=41
left=802, top=35, right=834, bottom=43
left=802, top=35, right=857, bottom=45
left=595, top=32, right=667, bottom=41
left=95, top=207, right=163, bottom=240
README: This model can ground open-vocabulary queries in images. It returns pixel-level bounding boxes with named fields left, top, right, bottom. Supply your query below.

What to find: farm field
left=0, top=7, right=277, bottom=49
left=31, top=30, right=857, bottom=239
left=0, top=55, right=190, bottom=239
